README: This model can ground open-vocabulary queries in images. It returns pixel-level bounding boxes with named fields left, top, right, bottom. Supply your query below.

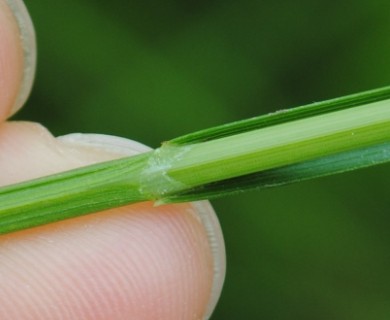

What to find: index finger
left=0, top=0, right=36, bottom=120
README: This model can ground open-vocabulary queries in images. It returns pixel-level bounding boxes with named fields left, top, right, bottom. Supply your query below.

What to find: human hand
left=0, top=1, right=225, bottom=319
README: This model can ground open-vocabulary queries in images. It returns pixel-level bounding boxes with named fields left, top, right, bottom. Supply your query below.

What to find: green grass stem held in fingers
left=0, top=86, right=389, bottom=234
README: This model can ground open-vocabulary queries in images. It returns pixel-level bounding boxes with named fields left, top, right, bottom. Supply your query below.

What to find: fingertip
left=6, top=0, right=36, bottom=115
left=0, top=203, right=216, bottom=319
left=0, top=128, right=226, bottom=319
left=57, top=133, right=226, bottom=319
left=0, top=0, right=36, bottom=119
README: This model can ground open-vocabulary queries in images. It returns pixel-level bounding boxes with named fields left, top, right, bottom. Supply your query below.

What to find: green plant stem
left=0, top=153, right=150, bottom=234
left=151, top=100, right=390, bottom=191
left=0, top=88, right=389, bottom=234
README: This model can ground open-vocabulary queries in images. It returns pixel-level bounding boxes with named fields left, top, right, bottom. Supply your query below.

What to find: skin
left=0, top=0, right=24, bottom=119
left=0, top=1, right=225, bottom=319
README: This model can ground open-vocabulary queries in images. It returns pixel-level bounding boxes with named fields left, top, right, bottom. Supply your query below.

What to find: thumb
left=0, top=122, right=225, bottom=320
left=0, top=0, right=36, bottom=120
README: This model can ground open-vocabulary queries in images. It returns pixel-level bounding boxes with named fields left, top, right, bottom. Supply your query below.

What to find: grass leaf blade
left=160, top=142, right=390, bottom=203
left=170, top=86, right=390, bottom=145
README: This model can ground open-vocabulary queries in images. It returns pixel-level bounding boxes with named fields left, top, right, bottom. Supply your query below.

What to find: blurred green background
left=16, top=1, right=390, bottom=319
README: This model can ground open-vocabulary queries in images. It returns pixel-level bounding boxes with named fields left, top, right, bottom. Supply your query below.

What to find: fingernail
left=192, top=201, right=226, bottom=320
left=6, top=0, right=36, bottom=115
left=57, top=133, right=226, bottom=319
left=56, top=133, right=153, bottom=155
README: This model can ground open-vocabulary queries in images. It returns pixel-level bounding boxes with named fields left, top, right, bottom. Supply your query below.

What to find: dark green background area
left=16, top=1, right=390, bottom=319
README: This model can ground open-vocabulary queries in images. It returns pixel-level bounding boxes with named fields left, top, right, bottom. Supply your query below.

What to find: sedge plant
left=0, top=86, right=389, bottom=234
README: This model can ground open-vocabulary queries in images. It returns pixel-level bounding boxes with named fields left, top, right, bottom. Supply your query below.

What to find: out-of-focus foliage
left=17, top=1, right=390, bottom=319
